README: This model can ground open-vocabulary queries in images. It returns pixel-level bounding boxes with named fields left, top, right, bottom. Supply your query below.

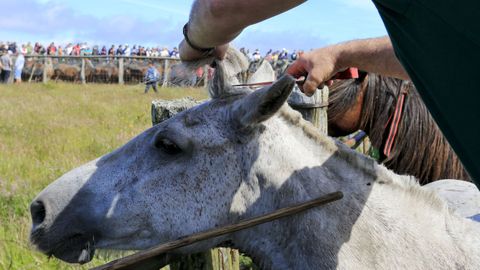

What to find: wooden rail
left=12, top=55, right=182, bottom=85
left=91, top=191, right=343, bottom=270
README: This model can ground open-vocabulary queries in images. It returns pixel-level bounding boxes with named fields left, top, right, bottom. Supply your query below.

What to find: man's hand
left=287, top=47, right=342, bottom=96
left=179, top=40, right=229, bottom=62
left=287, top=36, right=410, bottom=96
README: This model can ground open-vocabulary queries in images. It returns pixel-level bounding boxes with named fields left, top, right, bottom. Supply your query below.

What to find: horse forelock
left=328, top=78, right=365, bottom=123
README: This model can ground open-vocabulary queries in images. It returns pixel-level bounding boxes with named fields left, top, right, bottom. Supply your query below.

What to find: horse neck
left=230, top=109, right=475, bottom=269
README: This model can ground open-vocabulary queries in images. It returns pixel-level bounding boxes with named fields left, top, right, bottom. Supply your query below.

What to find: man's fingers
left=302, top=73, right=322, bottom=96
left=286, top=60, right=307, bottom=78
left=301, top=69, right=334, bottom=96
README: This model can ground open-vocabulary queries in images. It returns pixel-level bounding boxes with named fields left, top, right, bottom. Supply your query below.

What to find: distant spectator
left=0, top=51, right=13, bottom=83
left=80, top=43, right=91, bottom=55
left=101, top=46, right=107, bottom=55
left=20, top=45, right=28, bottom=55
left=132, top=45, right=138, bottom=56
left=33, top=42, right=40, bottom=54
left=57, top=46, right=63, bottom=56
left=124, top=44, right=131, bottom=56
left=14, top=51, right=25, bottom=84
left=290, top=50, right=298, bottom=61
left=252, top=49, right=261, bottom=62
left=150, top=48, right=159, bottom=57
left=138, top=46, right=146, bottom=56
left=65, top=43, right=73, bottom=55
left=26, top=42, right=33, bottom=54
left=47, top=42, right=57, bottom=55
left=92, top=45, right=100, bottom=56
left=34, top=42, right=46, bottom=55
left=272, top=51, right=280, bottom=63
left=278, top=48, right=288, bottom=60
left=116, top=45, right=124, bottom=55
left=72, top=44, right=81, bottom=56
left=8, top=42, right=17, bottom=54
left=170, top=47, right=180, bottom=58
left=160, top=47, right=169, bottom=57
left=108, top=45, right=115, bottom=56
left=39, top=45, right=46, bottom=55
left=144, top=62, right=159, bottom=93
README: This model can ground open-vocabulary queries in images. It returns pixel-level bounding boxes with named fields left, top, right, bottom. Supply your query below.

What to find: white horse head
left=30, top=59, right=480, bottom=269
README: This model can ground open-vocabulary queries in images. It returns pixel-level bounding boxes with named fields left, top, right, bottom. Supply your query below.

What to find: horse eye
left=154, top=138, right=182, bottom=155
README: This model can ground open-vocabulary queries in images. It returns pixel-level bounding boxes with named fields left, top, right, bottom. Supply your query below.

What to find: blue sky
left=0, top=0, right=387, bottom=52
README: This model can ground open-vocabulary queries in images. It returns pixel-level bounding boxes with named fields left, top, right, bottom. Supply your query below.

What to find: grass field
left=0, top=82, right=208, bottom=270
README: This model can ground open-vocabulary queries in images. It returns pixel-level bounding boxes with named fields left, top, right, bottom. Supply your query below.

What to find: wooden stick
left=91, top=191, right=343, bottom=270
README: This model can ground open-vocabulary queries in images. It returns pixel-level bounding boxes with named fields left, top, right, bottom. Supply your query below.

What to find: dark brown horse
left=327, top=73, right=470, bottom=184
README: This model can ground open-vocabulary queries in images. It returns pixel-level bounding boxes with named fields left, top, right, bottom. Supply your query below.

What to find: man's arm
left=287, top=36, right=410, bottom=95
left=180, top=0, right=306, bottom=61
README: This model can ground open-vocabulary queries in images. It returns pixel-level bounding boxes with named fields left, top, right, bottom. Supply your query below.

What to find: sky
left=0, top=0, right=387, bottom=52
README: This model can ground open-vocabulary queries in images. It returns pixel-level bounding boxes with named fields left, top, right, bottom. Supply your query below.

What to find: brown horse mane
left=328, top=73, right=470, bottom=184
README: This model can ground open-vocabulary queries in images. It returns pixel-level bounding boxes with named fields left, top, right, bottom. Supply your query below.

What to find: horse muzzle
left=29, top=196, right=98, bottom=264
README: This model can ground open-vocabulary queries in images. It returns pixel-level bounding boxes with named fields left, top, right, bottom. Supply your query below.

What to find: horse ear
left=231, top=75, right=296, bottom=129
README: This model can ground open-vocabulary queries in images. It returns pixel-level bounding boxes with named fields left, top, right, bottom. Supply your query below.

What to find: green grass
left=0, top=82, right=208, bottom=270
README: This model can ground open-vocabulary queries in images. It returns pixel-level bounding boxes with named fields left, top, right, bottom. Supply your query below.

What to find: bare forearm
left=188, top=0, right=306, bottom=48
left=335, top=36, right=410, bottom=80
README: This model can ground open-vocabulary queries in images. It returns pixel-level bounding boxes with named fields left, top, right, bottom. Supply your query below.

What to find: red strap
left=383, top=92, right=407, bottom=157
left=331, top=67, right=359, bottom=80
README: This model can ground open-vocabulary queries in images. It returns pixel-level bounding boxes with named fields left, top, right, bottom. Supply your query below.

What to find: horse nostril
left=31, top=200, right=46, bottom=226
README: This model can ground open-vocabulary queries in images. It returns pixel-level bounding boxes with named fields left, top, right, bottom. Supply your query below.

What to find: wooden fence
left=2, top=55, right=208, bottom=86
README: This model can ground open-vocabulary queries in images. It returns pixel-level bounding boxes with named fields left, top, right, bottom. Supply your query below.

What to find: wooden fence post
left=28, top=58, right=36, bottom=83
left=287, top=85, right=329, bottom=135
left=317, top=86, right=329, bottom=135
left=118, top=57, right=124, bottom=85
left=162, top=59, right=170, bottom=87
left=81, top=58, right=86, bottom=84
left=43, top=57, right=50, bottom=84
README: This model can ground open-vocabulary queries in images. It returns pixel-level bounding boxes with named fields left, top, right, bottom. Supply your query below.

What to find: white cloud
left=0, top=0, right=184, bottom=47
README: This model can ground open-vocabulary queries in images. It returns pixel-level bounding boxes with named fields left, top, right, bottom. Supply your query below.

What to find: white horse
left=30, top=56, right=480, bottom=269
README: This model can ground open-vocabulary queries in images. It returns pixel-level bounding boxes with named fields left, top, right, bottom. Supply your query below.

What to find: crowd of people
left=0, top=41, right=302, bottom=61
left=0, top=41, right=181, bottom=58
left=241, top=47, right=302, bottom=63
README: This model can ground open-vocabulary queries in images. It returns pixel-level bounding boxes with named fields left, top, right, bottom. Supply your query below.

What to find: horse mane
left=329, top=74, right=470, bottom=183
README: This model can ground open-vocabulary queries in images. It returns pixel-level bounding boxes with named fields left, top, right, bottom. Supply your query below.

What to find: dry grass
left=0, top=82, right=208, bottom=270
